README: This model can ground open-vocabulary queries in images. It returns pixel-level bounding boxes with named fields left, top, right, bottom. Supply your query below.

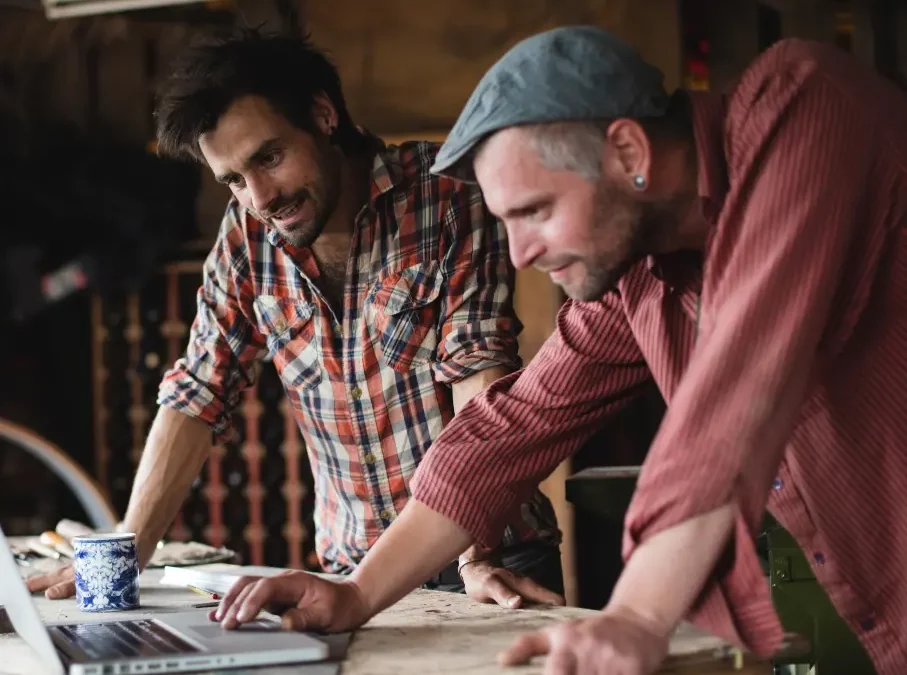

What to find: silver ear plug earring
left=633, top=175, right=647, bottom=190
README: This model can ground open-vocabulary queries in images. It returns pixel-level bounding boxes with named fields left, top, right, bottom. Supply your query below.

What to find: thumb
left=508, top=574, right=566, bottom=607
left=481, top=574, right=523, bottom=609
left=497, top=630, right=551, bottom=666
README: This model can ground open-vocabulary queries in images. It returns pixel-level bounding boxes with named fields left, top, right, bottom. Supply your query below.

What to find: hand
left=25, top=563, right=76, bottom=600
left=211, top=570, right=371, bottom=633
left=498, top=607, right=670, bottom=675
left=459, top=560, right=566, bottom=609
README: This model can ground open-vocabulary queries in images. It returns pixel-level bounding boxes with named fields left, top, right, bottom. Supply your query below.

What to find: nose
left=246, top=175, right=278, bottom=215
left=506, top=225, right=546, bottom=270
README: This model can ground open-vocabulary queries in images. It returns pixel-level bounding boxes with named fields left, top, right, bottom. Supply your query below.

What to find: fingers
left=473, top=567, right=565, bottom=609
left=508, top=574, right=566, bottom=607
left=214, top=576, right=258, bottom=622
left=544, top=649, right=578, bottom=675
left=46, top=580, right=76, bottom=600
left=481, top=574, right=522, bottom=609
left=220, top=583, right=258, bottom=629
left=26, top=565, right=74, bottom=596
left=219, top=573, right=311, bottom=630
left=498, top=630, right=551, bottom=666
left=25, top=574, right=51, bottom=593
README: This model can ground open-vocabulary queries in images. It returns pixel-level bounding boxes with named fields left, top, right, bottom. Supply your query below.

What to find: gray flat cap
left=431, top=25, right=669, bottom=182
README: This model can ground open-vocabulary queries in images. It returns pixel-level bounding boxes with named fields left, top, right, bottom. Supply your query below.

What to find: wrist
left=458, top=542, right=498, bottom=566
left=348, top=567, right=381, bottom=618
left=602, top=601, right=676, bottom=639
left=339, top=577, right=374, bottom=628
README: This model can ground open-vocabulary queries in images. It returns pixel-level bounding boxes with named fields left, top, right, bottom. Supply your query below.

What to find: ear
left=311, top=92, right=339, bottom=136
left=604, top=119, right=652, bottom=191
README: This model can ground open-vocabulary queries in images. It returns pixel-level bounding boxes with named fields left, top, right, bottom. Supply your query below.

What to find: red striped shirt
left=412, top=39, right=907, bottom=674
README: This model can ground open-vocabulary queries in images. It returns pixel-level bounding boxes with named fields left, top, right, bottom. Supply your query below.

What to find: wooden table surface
left=1, top=564, right=802, bottom=674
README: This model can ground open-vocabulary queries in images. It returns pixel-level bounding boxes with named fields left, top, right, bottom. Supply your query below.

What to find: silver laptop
left=0, top=526, right=329, bottom=675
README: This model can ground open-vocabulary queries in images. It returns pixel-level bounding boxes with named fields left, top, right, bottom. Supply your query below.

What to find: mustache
left=261, top=189, right=310, bottom=219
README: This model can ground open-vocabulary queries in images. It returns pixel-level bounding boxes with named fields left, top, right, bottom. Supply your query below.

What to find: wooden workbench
left=1, top=566, right=800, bottom=674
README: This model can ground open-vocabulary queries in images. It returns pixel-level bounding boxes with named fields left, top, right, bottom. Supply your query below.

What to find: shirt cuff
left=157, top=367, right=233, bottom=443
left=433, top=320, right=522, bottom=384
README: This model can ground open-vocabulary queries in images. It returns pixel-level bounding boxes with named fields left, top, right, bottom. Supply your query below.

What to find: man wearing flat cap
left=205, top=25, right=907, bottom=675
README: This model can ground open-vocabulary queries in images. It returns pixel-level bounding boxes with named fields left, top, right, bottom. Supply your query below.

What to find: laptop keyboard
left=50, top=620, right=200, bottom=660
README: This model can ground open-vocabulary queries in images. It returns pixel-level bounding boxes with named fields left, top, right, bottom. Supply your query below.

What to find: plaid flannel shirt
left=159, top=141, right=559, bottom=572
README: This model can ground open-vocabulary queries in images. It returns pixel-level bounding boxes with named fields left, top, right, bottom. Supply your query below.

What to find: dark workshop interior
left=1, top=2, right=905, bottom=674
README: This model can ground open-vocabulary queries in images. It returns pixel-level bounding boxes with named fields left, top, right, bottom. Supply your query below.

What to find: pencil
left=186, top=584, right=221, bottom=600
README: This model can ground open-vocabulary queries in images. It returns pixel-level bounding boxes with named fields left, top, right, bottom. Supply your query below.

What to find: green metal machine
left=565, top=467, right=876, bottom=674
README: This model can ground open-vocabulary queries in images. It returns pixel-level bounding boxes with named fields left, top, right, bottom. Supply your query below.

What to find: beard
left=264, top=146, right=343, bottom=248
left=274, top=189, right=328, bottom=247
left=559, top=178, right=684, bottom=302
left=559, top=182, right=648, bottom=301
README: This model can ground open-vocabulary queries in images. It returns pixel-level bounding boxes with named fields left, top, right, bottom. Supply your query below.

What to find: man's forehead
left=475, top=130, right=549, bottom=191
left=200, top=100, right=284, bottom=169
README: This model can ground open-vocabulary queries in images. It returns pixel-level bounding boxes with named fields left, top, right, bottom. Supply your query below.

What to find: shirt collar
left=689, top=91, right=729, bottom=222
left=368, top=138, right=403, bottom=200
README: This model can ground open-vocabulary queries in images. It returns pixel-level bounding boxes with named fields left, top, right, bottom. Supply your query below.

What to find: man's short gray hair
left=526, top=121, right=606, bottom=183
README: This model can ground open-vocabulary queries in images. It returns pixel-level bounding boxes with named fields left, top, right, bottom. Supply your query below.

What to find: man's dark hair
left=154, top=27, right=366, bottom=162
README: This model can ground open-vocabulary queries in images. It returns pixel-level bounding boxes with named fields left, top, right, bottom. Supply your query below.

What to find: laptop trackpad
left=188, top=620, right=279, bottom=640
left=161, top=613, right=327, bottom=654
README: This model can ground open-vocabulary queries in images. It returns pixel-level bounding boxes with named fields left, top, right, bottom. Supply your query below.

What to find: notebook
left=158, top=564, right=287, bottom=595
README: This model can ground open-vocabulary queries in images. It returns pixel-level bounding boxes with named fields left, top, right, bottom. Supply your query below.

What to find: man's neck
left=321, top=150, right=374, bottom=240
left=309, top=150, right=374, bottom=308
left=651, top=140, right=709, bottom=254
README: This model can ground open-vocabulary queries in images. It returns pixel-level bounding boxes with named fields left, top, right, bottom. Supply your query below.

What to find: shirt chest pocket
left=253, top=296, right=323, bottom=390
left=366, top=262, right=444, bottom=373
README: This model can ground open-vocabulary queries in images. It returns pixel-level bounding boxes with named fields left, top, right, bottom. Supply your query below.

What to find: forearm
left=606, top=503, right=735, bottom=635
left=350, top=500, right=471, bottom=616
left=451, top=365, right=512, bottom=561
left=451, top=365, right=511, bottom=414
left=123, top=406, right=213, bottom=569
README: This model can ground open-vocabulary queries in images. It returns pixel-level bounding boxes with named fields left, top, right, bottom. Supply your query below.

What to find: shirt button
left=363, top=452, right=375, bottom=464
left=860, top=617, right=876, bottom=631
left=772, top=478, right=784, bottom=491
left=380, top=509, right=393, bottom=521
left=351, top=386, right=362, bottom=400
left=813, top=552, right=826, bottom=564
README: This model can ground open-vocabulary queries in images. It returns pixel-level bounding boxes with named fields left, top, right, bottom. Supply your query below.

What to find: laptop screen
left=0, top=526, right=66, bottom=675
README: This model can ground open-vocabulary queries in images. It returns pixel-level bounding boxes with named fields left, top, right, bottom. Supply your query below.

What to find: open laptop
left=0, top=526, right=329, bottom=675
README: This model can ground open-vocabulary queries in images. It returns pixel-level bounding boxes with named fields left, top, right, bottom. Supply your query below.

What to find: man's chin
left=561, top=272, right=622, bottom=302
left=278, top=221, right=320, bottom=247
left=561, top=285, right=603, bottom=302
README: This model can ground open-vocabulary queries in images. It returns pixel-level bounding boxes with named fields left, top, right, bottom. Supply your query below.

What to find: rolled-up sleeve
left=414, top=293, right=653, bottom=547
left=623, top=74, right=871, bottom=653
left=158, top=205, right=267, bottom=441
left=432, top=180, right=522, bottom=384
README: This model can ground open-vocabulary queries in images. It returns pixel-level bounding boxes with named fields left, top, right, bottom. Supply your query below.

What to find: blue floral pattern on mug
left=73, top=533, right=140, bottom=612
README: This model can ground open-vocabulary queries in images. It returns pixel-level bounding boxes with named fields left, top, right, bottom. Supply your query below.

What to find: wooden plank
left=2, top=564, right=804, bottom=674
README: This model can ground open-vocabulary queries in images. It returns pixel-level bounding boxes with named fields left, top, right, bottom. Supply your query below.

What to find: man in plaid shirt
left=28, top=29, right=563, bottom=608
